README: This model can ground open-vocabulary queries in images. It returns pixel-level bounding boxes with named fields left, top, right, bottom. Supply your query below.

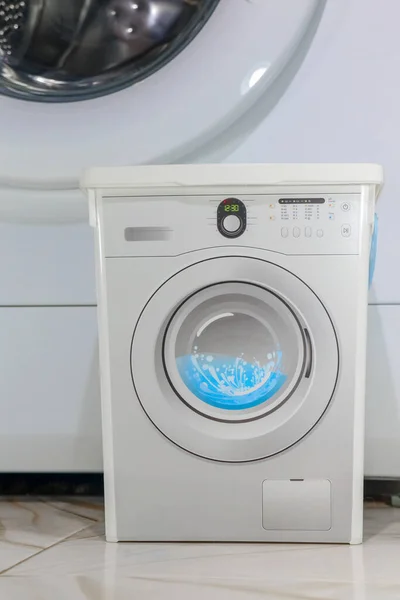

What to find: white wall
left=228, top=0, right=400, bottom=476
left=229, top=0, right=399, bottom=302
left=1, top=0, right=399, bottom=476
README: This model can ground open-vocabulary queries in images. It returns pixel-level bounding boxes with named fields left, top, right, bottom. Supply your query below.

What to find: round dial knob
left=222, top=214, right=241, bottom=233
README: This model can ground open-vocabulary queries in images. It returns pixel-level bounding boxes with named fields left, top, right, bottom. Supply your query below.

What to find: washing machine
left=0, top=0, right=324, bottom=221
left=0, top=0, right=325, bottom=473
left=82, top=163, right=383, bottom=543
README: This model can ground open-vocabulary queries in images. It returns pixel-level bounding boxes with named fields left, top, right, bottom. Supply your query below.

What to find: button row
left=281, top=227, right=324, bottom=238
left=281, top=225, right=352, bottom=238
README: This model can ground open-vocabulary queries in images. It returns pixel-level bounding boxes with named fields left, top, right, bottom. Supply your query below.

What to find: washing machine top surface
left=82, top=163, right=384, bottom=193
left=84, top=163, right=383, bottom=258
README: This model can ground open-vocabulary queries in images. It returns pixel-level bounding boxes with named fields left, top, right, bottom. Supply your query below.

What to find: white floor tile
left=0, top=500, right=399, bottom=599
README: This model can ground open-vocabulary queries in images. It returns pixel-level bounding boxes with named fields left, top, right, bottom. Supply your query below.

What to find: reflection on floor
left=0, top=498, right=399, bottom=598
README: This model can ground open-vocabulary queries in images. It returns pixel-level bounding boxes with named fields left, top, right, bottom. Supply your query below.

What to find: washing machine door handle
left=304, top=328, right=313, bottom=379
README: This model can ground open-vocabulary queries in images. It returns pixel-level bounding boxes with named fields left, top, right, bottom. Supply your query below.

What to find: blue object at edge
left=369, top=214, right=378, bottom=289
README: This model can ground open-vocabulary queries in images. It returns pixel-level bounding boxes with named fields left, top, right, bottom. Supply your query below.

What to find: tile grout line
left=39, top=499, right=102, bottom=524
left=0, top=498, right=101, bottom=577
left=0, top=523, right=95, bottom=577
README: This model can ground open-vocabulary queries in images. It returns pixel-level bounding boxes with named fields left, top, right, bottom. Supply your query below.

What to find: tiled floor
left=0, top=499, right=399, bottom=599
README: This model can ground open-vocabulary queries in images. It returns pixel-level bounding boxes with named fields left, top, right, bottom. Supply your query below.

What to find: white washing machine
left=0, top=0, right=324, bottom=473
left=82, top=163, right=382, bottom=543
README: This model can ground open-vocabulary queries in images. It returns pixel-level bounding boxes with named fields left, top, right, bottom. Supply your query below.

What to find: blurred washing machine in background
left=0, top=0, right=325, bottom=472
left=1, top=0, right=399, bottom=481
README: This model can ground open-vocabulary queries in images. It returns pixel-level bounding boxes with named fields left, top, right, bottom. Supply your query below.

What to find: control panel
left=273, top=196, right=355, bottom=241
left=101, top=192, right=364, bottom=257
left=211, top=193, right=362, bottom=255
left=217, top=198, right=246, bottom=238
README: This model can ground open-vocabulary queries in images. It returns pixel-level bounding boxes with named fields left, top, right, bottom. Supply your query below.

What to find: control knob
left=222, top=214, right=241, bottom=233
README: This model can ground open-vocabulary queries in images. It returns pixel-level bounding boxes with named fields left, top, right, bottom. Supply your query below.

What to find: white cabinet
left=365, top=306, right=400, bottom=478
left=0, top=307, right=102, bottom=472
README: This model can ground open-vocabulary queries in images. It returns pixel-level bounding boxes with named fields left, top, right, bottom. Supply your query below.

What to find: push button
left=341, top=202, right=351, bottom=212
left=305, top=227, right=312, bottom=238
left=281, top=227, right=289, bottom=238
left=293, top=227, right=301, bottom=238
left=341, top=224, right=351, bottom=237
left=317, top=229, right=324, bottom=238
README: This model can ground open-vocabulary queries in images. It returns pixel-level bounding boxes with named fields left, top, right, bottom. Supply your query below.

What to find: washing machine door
left=131, top=256, right=339, bottom=462
left=0, top=0, right=322, bottom=191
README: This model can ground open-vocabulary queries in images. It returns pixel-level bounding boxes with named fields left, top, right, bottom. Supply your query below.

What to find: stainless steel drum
left=0, top=0, right=219, bottom=101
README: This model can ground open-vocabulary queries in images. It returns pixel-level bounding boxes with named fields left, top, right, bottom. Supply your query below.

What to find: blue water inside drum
left=176, top=353, right=287, bottom=410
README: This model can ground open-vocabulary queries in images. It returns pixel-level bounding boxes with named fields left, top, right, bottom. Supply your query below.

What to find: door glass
left=165, top=288, right=305, bottom=412
left=0, top=0, right=219, bottom=102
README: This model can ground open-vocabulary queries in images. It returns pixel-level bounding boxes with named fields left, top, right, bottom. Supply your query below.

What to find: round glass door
left=0, top=0, right=219, bottom=101
left=131, top=255, right=339, bottom=462
left=163, top=283, right=306, bottom=421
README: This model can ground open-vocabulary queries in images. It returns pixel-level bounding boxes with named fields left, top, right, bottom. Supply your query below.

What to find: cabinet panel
left=0, top=307, right=102, bottom=472
left=1, top=305, right=399, bottom=475
left=365, top=306, right=400, bottom=477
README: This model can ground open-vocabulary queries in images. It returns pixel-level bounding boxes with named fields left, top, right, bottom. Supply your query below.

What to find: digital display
left=218, top=198, right=246, bottom=237
left=279, top=198, right=325, bottom=205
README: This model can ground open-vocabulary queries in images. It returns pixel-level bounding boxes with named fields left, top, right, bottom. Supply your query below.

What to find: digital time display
left=217, top=198, right=246, bottom=238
